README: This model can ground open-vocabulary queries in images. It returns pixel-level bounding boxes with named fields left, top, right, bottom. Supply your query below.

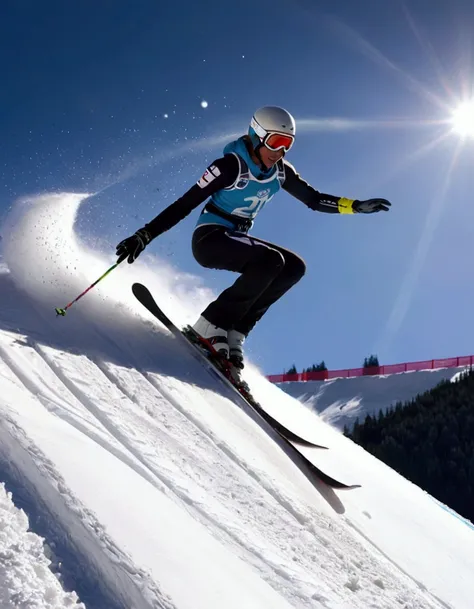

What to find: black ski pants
left=192, top=225, right=306, bottom=335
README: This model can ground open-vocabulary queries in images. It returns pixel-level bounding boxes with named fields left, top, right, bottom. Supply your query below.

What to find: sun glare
left=450, top=100, right=474, bottom=138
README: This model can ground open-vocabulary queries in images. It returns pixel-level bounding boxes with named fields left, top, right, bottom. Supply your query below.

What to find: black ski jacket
left=144, top=154, right=344, bottom=239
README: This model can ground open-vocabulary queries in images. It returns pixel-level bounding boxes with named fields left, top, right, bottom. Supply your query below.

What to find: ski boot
left=191, top=316, right=228, bottom=358
left=184, top=321, right=251, bottom=394
left=228, top=330, right=245, bottom=367
left=227, top=329, right=249, bottom=390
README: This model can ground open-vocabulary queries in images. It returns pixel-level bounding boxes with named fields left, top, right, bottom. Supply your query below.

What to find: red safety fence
left=267, top=355, right=474, bottom=383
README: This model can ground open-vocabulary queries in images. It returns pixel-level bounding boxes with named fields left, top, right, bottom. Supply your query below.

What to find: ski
left=132, top=283, right=360, bottom=490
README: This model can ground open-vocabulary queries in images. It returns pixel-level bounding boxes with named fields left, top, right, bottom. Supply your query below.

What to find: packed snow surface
left=278, top=367, right=468, bottom=430
left=0, top=193, right=472, bottom=609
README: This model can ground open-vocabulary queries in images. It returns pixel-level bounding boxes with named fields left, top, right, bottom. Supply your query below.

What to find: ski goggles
left=250, top=117, right=295, bottom=152
left=262, top=131, right=295, bottom=152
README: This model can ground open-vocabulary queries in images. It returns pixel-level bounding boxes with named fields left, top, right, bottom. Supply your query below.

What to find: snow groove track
left=0, top=327, right=456, bottom=609
left=99, top=362, right=327, bottom=604
left=144, top=371, right=318, bottom=522
left=97, top=362, right=449, bottom=609
left=0, top=330, right=178, bottom=609
left=93, top=357, right=334, bottom=605
left=29, top=339, right=327, bottom=605
left=0, top=331, right=378, bottom=607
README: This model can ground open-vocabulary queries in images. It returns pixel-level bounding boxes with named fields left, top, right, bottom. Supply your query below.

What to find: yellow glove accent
left=337, top=198, right=355, bottom=214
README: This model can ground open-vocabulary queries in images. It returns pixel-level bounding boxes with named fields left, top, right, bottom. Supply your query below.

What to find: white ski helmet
left=248, top=106, right=296, bottom=152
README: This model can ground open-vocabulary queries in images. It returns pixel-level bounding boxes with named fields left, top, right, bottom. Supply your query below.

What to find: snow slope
left=277, top=367, right=467, bottom=431
left=0, top=193, right=473, bottom=609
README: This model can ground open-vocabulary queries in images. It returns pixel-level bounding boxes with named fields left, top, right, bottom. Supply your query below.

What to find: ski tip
left=293, top=441, right=329, bottom=450
left=320, top=480, right=362, bottom=490
left=132, top=282, right=149, bottom=297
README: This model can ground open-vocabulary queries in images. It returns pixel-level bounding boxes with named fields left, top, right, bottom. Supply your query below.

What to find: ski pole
left=55, top=262, right=120, bottom=316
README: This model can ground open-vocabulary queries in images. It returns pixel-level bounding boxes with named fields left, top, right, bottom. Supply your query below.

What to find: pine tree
left=363, top=354, right=380, bottom=368
left=303, top=360, right=328, bottom=374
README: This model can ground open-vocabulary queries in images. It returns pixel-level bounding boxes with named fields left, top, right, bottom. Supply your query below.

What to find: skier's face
left=259, top=145, right=285, bottom=169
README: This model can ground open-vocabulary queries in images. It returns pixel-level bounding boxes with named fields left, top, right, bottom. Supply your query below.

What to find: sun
left=450, top=100, right=474, bottom=138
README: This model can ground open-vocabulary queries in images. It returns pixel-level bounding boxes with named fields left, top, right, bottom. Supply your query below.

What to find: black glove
left=116, top=228, right=152, bottom=264
left=353, top=198, right=391, bottom=213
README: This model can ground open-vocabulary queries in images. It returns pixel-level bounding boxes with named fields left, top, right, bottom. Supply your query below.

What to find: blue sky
left=1, top=0, right=474, bottom=374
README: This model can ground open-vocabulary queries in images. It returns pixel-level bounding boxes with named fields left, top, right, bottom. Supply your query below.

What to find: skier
left=117, top=106, right=391, bottom=376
